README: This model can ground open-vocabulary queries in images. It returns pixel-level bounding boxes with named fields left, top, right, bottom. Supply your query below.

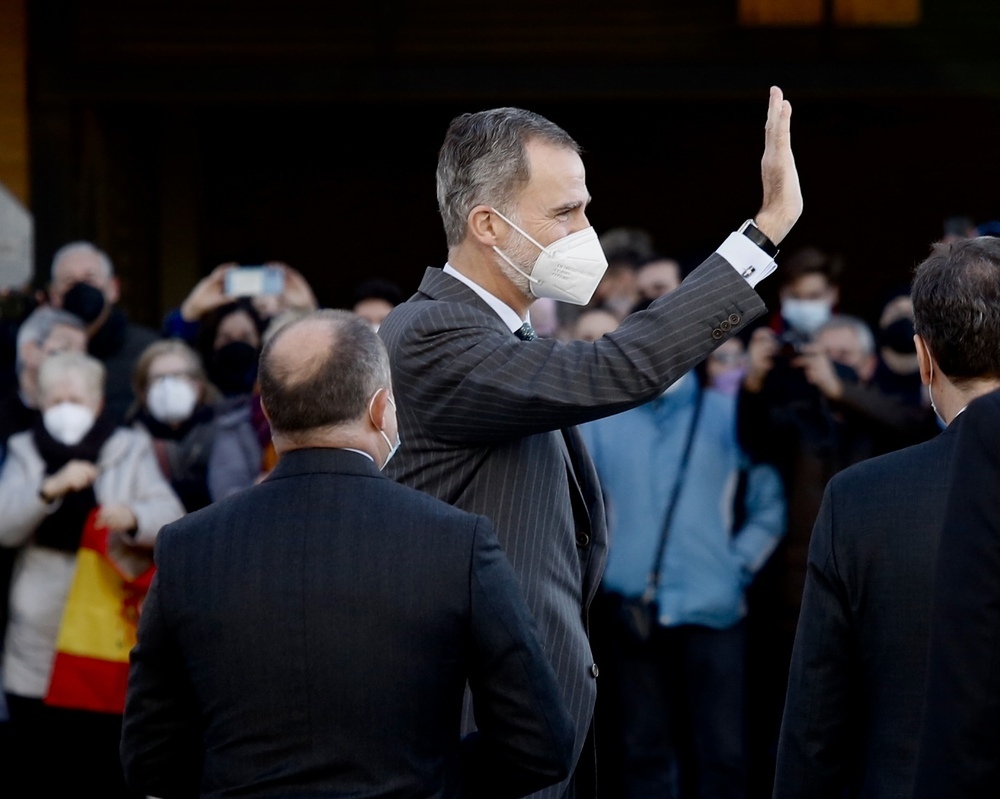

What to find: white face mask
left=782, top=298, right=833, bottom=335
left=369, top=389, right=401, bottom=470
left=928, top=360, right=947, bottom=429
left=43, top=401, right=96, bottom=446
left=147, top=376, right=199, bottom=424
left=490, top=208, right=609, bottom=306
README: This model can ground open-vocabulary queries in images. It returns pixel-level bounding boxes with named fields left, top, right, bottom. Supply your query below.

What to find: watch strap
left=739, top=219, right=779, bottom=259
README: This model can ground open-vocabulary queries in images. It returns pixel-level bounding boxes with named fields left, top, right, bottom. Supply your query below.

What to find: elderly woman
left=130, top=338, right=263, bottom=506
left=129, top=338, right=222, bottom=512
left=0, top=351, right=184, bottom=799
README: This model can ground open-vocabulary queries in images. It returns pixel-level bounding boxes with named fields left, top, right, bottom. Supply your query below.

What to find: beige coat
left=0, top=426, right=185, bottom=698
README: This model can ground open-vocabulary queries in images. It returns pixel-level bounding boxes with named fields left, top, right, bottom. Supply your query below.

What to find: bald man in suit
left=121, top=310, right=574, bottom=799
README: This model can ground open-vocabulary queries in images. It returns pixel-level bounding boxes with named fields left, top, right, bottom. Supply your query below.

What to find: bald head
left=258, top=309, right=392, bottom=437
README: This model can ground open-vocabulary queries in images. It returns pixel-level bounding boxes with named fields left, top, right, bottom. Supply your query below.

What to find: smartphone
left=224, top=266, right=285, bottom=297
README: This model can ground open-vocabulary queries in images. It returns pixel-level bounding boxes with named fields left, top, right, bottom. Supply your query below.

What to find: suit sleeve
left=773, top=479, right=859, bottom=799
left=120, top=531, right=204, bottom=799
left=461, top=516, right=575, bottom=799
left=388, top=255, right=765, bottom=444
left=914, top=391, right=1000, bottom=799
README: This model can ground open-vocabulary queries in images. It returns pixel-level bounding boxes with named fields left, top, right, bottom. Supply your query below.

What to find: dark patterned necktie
left=515, top=322, right=537, bottom=341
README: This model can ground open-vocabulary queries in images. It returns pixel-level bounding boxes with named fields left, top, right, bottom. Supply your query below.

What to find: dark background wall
left=26, top=0, right=1000, bottom=328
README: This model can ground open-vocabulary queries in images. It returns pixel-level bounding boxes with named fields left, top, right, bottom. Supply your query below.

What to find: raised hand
left=755, top=86, right=803, bottom=246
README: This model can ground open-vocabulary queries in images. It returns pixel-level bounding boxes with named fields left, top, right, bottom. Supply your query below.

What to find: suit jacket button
left=720, top=320, right=731, bottom=332
left=729, top=313, right=741, bottom=325
left=711, top=328, right=724, bottom=340
left=576, top=532, right=590, bottom=547
left=590, top=663, right=600, bottom=678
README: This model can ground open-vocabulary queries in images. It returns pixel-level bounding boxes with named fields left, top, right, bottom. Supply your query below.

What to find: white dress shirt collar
left=443, top=263, right=528, bottom=334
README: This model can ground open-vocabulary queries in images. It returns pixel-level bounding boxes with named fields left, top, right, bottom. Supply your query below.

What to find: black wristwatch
left=739, top=218, right=779, bottom=259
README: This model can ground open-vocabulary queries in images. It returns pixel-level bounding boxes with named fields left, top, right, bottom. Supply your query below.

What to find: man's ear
left=915, top=334, right=933, bottom=387
left=258, top=397, right=272, bottom=425
left=368, top=388, right=390, bottom=430
left=467, top=205, right=502, bottom=247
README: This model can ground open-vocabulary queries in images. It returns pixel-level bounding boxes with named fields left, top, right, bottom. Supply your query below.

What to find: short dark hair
left=351, top=278, right=403, bottom=308
left=436, top=107, right=580, bottom=248
left=258, top=309, right=391, bottom=435
left=780, top=246, right=845, bottom=287
left=912, top=236, right=1000, bottom=382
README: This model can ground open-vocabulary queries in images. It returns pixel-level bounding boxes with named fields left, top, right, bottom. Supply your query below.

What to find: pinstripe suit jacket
left=379, top=253, right=766, bottom=799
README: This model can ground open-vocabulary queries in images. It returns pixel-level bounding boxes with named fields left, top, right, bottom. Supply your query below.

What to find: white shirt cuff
left=717, top=231, right=777, bottom=289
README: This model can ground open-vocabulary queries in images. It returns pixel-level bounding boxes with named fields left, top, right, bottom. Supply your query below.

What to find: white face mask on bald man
left=490, top=208, right=609, bottom=306
left=368, top=389, right=401, bottom=470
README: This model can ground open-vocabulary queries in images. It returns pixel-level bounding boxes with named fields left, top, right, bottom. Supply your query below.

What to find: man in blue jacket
left=581, top=361, right=786, bottom=799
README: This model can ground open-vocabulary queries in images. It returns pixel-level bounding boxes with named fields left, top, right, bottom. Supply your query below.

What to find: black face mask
left=209, top=341, right=259, bottom=396
left=832, top=361, right=861, bottom=386
left=879, top=317, right=916, bottom=355
left=61, top=282, right=107, bottom=324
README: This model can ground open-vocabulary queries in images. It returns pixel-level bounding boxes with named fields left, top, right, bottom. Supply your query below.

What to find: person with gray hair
left=47, top=240, right=158, bottom=423
left=121, top=309, right=574, bottom=799
left=378, top=87, right=803, bottom=799
left=0, top=350, right=184, bottom=798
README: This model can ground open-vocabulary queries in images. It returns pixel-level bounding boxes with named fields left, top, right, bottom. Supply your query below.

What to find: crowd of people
left=0, top=85, right=998, bottom=799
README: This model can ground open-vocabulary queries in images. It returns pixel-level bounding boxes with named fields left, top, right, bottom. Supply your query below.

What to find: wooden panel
left=738, top=0, right=824, bottom=26
left=835, top=0, right=921, bottom=25
left=0, top=0, right=29, bottom=205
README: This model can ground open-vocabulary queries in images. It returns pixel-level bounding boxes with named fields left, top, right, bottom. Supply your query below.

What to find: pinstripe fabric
left=379, top=253, right=767, bottom=799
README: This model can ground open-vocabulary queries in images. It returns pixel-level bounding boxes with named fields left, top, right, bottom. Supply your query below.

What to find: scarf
left=32, top=410, right=119, bottom=552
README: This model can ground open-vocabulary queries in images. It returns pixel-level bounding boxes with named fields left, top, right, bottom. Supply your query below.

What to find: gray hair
left=258, top=309, right=392, bottom=435
left=50, top=241, right=114, bottom=283
left=37, top=351, right=106, bottom=404
left=15, top=306, right=87, bottom=375
left=817, top=314, right=876, bottom=356
left=435, top=107, right=580, bottom=248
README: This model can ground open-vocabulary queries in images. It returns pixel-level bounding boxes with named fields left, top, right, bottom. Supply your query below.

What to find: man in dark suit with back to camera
left=120, top=309, right=575, bottom=799
left=378, top=86, right=804, bottom=799
left=913, top=396, right=1000, bottom=795
left=771, top=236, right=1000, bottom=799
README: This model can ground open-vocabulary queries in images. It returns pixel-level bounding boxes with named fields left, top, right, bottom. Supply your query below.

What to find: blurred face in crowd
left=780, top=273, right=838, bottom=304
left=573, top=308, right=619, bottom=342
left=353, top=298, right=395, bottom=332
left=49, top=249, right=119, bottom=309
left=636, top=259, right=681, bottom=302
left=40, top=369, right=102, bottom=415
left=213, top=309, right=261, bottom=351
left=706, top=337, right=748, bottom=384
left=144, top=350, right=204, bottom=425
left=145, top=351, right=204, bottom=403
left=816, top=325, right=877, bottom=383
left=779, top=272, right=839, bottom=335
left=19, top=323, right=88, bottom=405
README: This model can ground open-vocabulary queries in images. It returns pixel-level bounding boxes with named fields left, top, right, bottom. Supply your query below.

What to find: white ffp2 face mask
left=147, top=377, right=199, bottom=424
left=491, top=209, right=609, bottom=306
left=43, top=402, right=96, bottom=446
left=369, top=390, right=401, bottom=470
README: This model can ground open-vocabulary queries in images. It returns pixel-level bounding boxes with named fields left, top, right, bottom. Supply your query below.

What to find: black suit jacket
left=914, top=389, right=1000, bottom=799
left=120, top=447, right=574, bottom=799
left=772, top=420, right=957, bottom=799
left=378, top=256, right=765, bottom=798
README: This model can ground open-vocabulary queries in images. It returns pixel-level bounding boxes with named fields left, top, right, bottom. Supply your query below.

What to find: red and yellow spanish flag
left=45, top=509, right=155, bottom=715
